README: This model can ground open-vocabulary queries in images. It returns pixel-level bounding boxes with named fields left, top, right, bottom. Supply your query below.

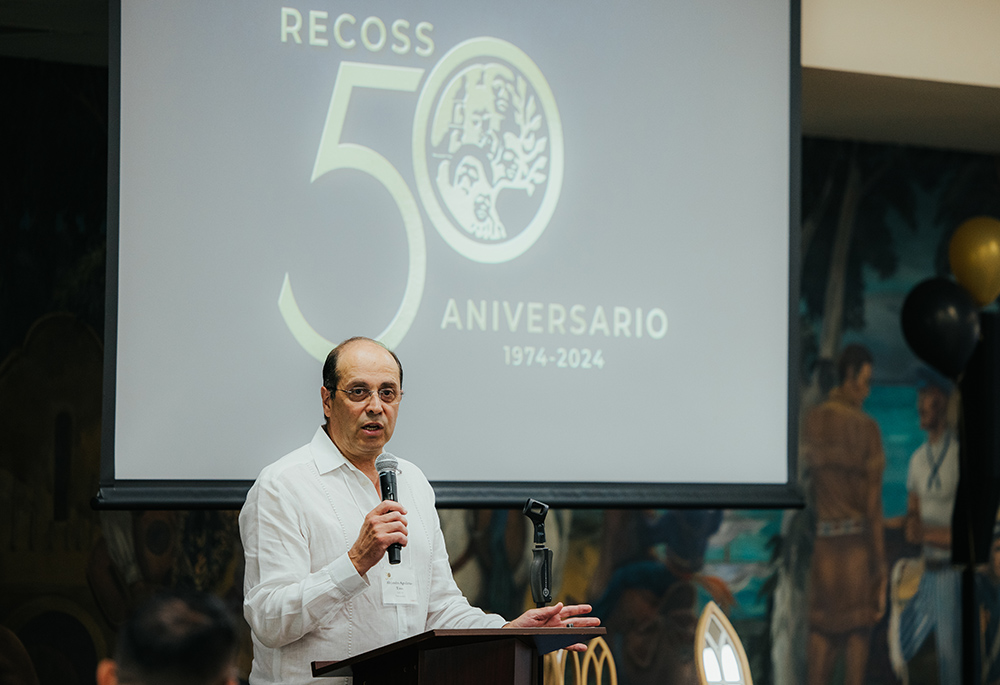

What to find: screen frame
left=97, top=0, right=803, bottom=510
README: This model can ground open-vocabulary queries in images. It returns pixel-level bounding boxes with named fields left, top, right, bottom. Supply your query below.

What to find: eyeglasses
left=336, top=387, right=403, bottom=405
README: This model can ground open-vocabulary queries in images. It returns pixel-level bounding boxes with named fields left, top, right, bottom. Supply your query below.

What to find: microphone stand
left=523, top=498, right=555, bottom=685
left=523, top=498, right=553, bottom=608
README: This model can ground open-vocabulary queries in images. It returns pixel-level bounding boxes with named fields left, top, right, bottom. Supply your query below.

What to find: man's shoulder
left=397, top=454, right=426, bottom=472
left=907, top=441, right=925, bottom=462
left=808, top=396, right=876, bottom=426
left=396, top=456, right=434, bottom=492
left=905, top=441, right=927, bottom=477
left=395, top=455, right=426, bottom=477
left=252, top=442, right=317, bottom=489
left=241, top=442, right=320, bottom=530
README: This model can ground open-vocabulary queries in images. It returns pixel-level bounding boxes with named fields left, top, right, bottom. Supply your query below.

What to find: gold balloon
left=949, top=215, right=1000, bottom=306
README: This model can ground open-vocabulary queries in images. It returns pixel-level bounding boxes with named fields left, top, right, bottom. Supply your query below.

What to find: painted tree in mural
left=799, top=139, right=918, bottom=405
left=928, top=154, right=1000, bottom=273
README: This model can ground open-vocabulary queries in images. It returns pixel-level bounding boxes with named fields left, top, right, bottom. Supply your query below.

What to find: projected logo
left=413, top=38, right=563, bottom=264
left=280, top=38, right=563, bottom=360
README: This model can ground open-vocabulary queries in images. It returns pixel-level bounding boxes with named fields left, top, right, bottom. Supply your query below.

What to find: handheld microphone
left=375, top=452, right=401, bottom=565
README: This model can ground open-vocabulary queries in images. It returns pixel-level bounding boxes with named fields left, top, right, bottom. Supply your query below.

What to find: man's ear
left=96, top=659, right=118, bottom=685
left=321, top=385, right=333, bottom=417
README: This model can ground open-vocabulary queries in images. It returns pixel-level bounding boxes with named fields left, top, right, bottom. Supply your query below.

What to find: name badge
left=381, top=567, right=418, bottom=605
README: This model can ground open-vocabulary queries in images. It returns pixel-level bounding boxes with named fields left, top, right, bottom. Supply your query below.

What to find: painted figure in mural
left=804, top=343, right=887, bottom=685
left=96, top=589, right=239, bottom=685
left=588, top=509, right=724, bottom=684
left=976, top=521, right=1000, bottom=685
left=239, top=337, right=598, bottom=685
left=890, top=374, right=960, bottom=685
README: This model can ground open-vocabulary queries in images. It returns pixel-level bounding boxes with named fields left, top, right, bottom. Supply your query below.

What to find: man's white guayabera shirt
left=240, top=427, right=506, bottom=684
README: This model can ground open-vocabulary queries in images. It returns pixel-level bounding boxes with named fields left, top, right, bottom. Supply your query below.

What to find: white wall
left=803, top=0, right=1000, bottom=89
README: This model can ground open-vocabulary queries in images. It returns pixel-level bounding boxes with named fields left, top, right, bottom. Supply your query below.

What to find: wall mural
left=3, top=58, right=1000, bottom=685
left=772, top=141, right=1000, bottom=685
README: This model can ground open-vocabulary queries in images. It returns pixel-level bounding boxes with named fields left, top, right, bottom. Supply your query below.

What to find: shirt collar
left=308, top=426, right=400, bottom=476
left=309, top=426, right=353, bottom=475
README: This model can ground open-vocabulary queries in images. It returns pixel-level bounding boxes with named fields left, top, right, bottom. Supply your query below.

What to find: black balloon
left=901, top=278, right=981, bottom=379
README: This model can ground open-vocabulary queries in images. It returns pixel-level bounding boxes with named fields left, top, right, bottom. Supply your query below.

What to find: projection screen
left=99, top=0, right=801, bottom=507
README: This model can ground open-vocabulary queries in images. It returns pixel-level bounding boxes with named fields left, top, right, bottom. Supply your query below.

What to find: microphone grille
left=375, top=452, right=398, bottom=473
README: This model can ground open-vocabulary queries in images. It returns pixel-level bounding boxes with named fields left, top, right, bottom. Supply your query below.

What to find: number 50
left=278, top=61, right=428, bottom=360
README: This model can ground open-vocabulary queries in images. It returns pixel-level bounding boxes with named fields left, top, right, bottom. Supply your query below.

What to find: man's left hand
left=503, top=602, right=600, bottom=652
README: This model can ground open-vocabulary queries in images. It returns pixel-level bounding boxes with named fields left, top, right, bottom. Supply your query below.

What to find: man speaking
left=240, top=336, right=598, bottom=684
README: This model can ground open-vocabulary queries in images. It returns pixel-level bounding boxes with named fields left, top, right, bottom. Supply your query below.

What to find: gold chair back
left=543, top=636, right=617, bottom=685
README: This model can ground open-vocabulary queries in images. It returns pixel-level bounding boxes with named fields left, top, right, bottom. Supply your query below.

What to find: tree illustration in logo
left=431, top=62, right=549, bottom=242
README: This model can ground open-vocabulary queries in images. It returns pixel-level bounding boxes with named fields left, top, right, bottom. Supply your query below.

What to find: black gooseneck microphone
left=375, top=452, right=401, bottom=565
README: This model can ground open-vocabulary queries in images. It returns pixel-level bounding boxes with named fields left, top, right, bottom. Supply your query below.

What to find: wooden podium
left=312, top=627, right=605, bottom=684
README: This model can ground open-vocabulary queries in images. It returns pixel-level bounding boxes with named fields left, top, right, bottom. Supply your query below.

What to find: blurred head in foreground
left=97, top=590, right=238, bottom=685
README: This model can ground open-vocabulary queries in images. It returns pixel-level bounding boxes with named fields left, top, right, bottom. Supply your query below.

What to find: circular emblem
left=413, top=38, right=563, bottom=264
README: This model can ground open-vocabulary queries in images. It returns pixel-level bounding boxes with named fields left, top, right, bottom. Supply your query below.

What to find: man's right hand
left=348, top=500, right=408, bottom=577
